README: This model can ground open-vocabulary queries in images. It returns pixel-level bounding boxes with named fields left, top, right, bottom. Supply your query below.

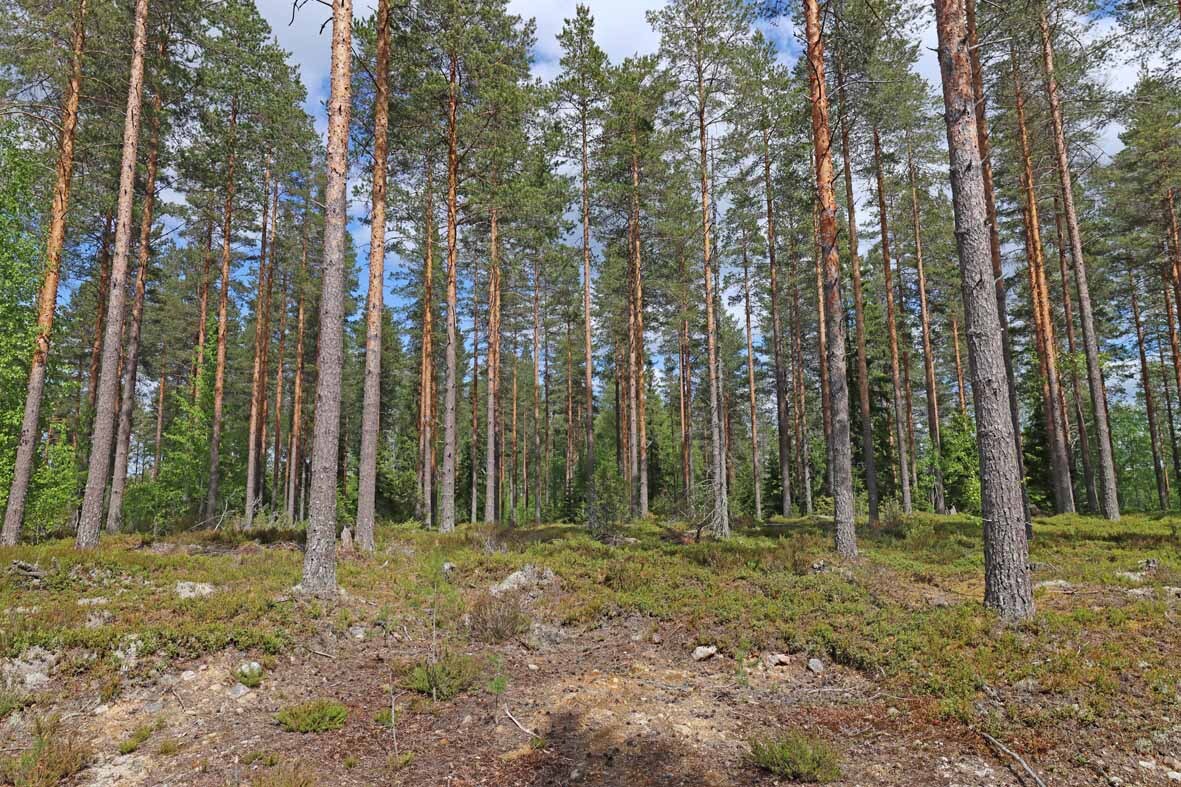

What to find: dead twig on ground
left=979, top=730, right=1047, bottom=787
left=504, top=703, right=538, bottom=739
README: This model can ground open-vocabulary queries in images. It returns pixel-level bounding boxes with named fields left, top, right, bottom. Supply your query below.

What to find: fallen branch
left=169, top=686, right=186, bottom=712
left=979, top=730, right=1047, bottom=787
left=503, top=703, right=538, bottom=739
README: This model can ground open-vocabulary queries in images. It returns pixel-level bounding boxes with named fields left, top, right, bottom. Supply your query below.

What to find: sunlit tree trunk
left=2, top=0, right=88, bottom=544
left=952, top=317, right=969, bottom=417
left=805, top=0, right=854, bottom=555
left=1040, top=8, right=1118, bottom=520
left=286, top=193, right=310, bottom=522
left=271, top=274, right=288, bottom=508
left=244, top=163, right=272, bottom=529
left=1055, top=198, right=1096, bottom=511
left=299, top=0, right=352, bottom=594
left=741, top=228, right=761, bottom=519
left=873, top=128, right=912, bottom=513
left=76, top=0, right=150, bottom=549
left=440, top=51, right=460, bottom=533
left=484, top=208, right=502, bottom=524
left=355, top=0, right=391, bottom=550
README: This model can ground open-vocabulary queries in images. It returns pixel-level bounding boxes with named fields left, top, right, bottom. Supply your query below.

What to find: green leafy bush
left=403, top=652, right=480, bottom=700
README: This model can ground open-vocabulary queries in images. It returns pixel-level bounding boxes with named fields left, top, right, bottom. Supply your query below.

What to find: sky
left=249, top=0, right=1143, bottom=321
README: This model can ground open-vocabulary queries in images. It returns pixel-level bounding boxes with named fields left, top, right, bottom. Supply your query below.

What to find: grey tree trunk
left=934, top=0, right=1033, bottom=621
left=107, top=86, right=163, bottom=534
left=440, top=52, right=460, bottom=533
left=763, top=136, right=793, bottom=517
left=244, top=164, right=272, bottom=530
left=76, top=0, right=150, bottom=549
left=298, top=0, right=353, bottom=596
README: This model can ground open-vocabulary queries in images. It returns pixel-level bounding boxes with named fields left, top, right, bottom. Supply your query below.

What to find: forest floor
left=2, top=512, right=1181, bottom=786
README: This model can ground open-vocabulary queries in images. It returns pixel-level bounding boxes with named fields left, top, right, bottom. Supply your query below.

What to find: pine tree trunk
left=873, top=128, right=913, bottom=513
left=1013, top=54, right=1074, bottom=514
left=1157, top=324, right=1180, bottom=507
left=298, top=0, right=352, bottom=595
left=107, top=84, right=163, bottom=534
left=806, top=0, right=855, bottom=556
left=532, top=261, right=543, bottom=525
left=440, top=51, right=460, bottom=533
left=580, top=104, right=596, bottom=512
left=206, top=98, right=237, bottom=521
left=907, top=149, right=947, bottom=514
left=564, top=320, right=574, bottom=497
left=153, top=359, right=165, bottom=480
left=789, top=246, right=813, bottom=514
left=192, top=222, right=213, bottom=397
left=1055, top=198, right=1096, bottom=511
left=697, top=75, right=727, bottom=537
left=420, top=161, right=436, bottom=525
left=75, top=0, right=150, bottom=549
left=763, top=136, right=793, bottom=517
left=355, top=0, right=390, bottom=550
left=271, top=274, right=288, bottom=507
left=1039, top=8, right=1119, bottom=520
left=244, top=164, right=272, bottom=529
left=286, top=192, right=310, bottom=522
left=467, top=283, right=478, bottom=524
left=966, top=0, right=1030, bottom=529
left=678, top=247, right=693, bottom=499
left=484, top=209, right=502, bottom=524
left=629, top=137, right=648, bottom=517
left=813, top=206, right=832, bottom=477
left=2, top=0, right=88, bottom=544
left=741, top=229, right=762, bottom=520
left=836, top=50, right=877, bottom=526
left=1130, top=275, right=1168, bottom=510
left=934, top=0, right=1032, bottom=621
left=257, top=186, right=277, bottom=506
left=87, top=214, right=114, bottom=417
left=952, top=317, right=969, bottom=417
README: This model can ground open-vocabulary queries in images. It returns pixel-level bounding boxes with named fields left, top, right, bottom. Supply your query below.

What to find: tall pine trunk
left=1040, top=8, right=1118, bottom=520
left=1055, top=198, right=1096, bottom=511
left=298, top=0, right=352, bottom=594
left=76, top=0, right=150, bottom=549
left=806, top=0, right=855, bottom=556
left=244, top=164, right=272, bottom=528
left=1013, top=55, right=1073, bottom=514
left=966, top=0, right=1030, bottom=529
left=87, top=215, right=114, bottom=417
left=836, top=49, right=877, bottom=526
left=952, top=317, right=969, bottom=416
left=271, top=274, right=287, bottom=507
left=355, top=0, right=391, bottom=550
left=907, top=149, right=946, bottom=514
left=420, top=161, right=436, bottom=525
left=440, top=51, right=460, bottom=533
left=873, top=128, right=912, bottom=512
left=206, top=98, right=237, bottom=521
left=763, top=135, right=792, bottom=516
left=697, top=80, right=727, bottom=537
left=580, top=104, right=596, bottom=513
left=484, top=209, right=502, bottom=524
left=2, top=0, right=88, bottom=544
left=107, top=82, right=163, bottom=533
left=740, top=229, right=761, bottom=520
left=285, top=192, right=310, bottom=522
left=934, top=0, right=1032, bottom=621
left=1130, top=276, right=1168, bottom=510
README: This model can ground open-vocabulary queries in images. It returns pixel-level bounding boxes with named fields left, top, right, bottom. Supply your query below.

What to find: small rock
left=180, top=670, right=197, bottom=682
left=1117, top=571, right=1146, bottom=583
left=348, top=625, right=366, bottom=641
left=526, top=622, right=568, bottom=651
left=93, top=704, right=109, bottom=715
left=113, top=636, right=141, bottom=672
left=810, top=560, right=827, bottom=573
left=527, top=663, right=539, bottom=671
left=807, top=658, right=825, bottom=674
left=1139, top=558, right=1161, bottom=573
left=886, top=706, right=901, bottom=717
left=143, top=700, right=164, bottom=713
left=762, top=652, right=790, bottom=668
left=77, top=596, right=109, bottom=607
left=1034, top=579, right=1073, bottom=592
left=491, top=564, right=556, bottom=596
left=175, top=581, right=215, bottom=599
left=1167, top=771, right=1181, bottom=783
left=340, top=527, right=354, bottom=553
left=237, top=661, right=262, bottom=678
left=227, top=683, right=251, bottom=699
left=1141, top=759, right=1158, bottom=771
left=2, top=646, right=57, bottom=691
left=692, top=645, right=718, bottom=662
left=460, top=714, right=473, bottom=727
